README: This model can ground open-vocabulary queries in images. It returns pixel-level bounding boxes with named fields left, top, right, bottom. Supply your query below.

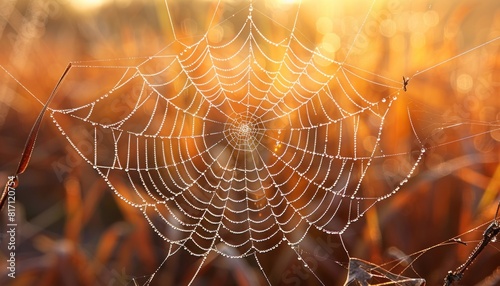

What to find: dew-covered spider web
left=54, top=0, right=422, bottom=246
left=1, top=0, right=499, bottom=285
left=48, top=0, right=428, bottom=281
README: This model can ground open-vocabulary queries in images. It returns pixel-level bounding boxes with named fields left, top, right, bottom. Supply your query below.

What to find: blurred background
left=0, top=0, right=499, bottom=285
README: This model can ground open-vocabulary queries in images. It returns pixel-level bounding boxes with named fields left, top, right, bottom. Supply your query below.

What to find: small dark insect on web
left=443, top=202, right=500, bottom=286
left=402, top=76, right=410, bottom=92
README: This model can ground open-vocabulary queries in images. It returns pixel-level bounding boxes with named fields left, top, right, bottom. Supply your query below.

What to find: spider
left=403, top=76, right=410, bottom=92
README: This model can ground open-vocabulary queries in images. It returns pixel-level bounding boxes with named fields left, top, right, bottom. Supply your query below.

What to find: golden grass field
left=0, top=0, right=499, bottom=285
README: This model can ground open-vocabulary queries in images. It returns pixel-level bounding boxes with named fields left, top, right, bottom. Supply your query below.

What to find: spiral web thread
left=45, top=0, right=431, bottom=284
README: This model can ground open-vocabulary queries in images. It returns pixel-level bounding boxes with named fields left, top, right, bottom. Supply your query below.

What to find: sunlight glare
left=279, top=0, right=301, bottom=4
left=67, top=0, right=110, bottom=11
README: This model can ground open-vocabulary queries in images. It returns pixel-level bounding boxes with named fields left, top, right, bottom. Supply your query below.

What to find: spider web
left=2, top=0, right=499, bottom=285
left=51, top=0, right=421, bottom=260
